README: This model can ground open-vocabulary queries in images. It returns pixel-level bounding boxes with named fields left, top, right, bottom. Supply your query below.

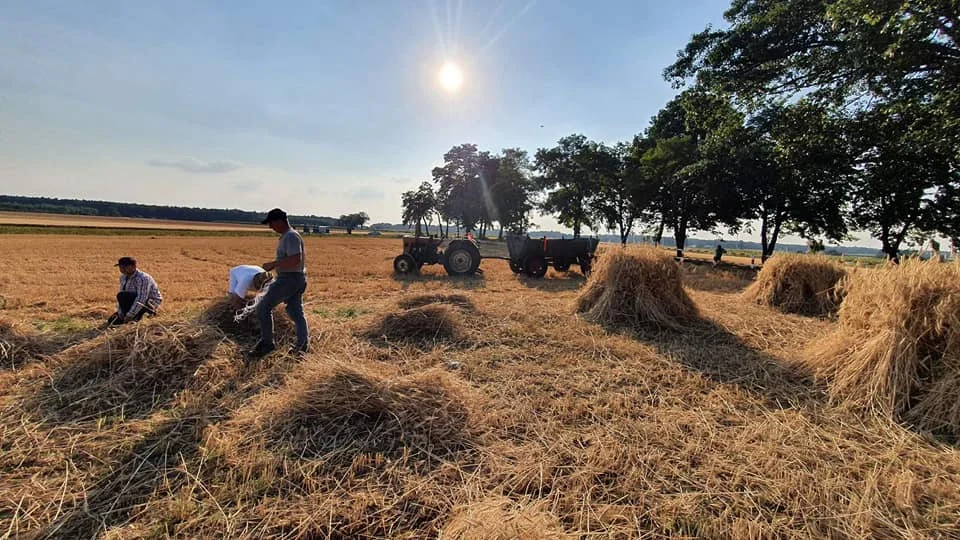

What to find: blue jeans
left=256, top=273, right=308, bottom=350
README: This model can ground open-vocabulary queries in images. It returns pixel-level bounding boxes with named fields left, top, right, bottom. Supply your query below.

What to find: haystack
left=743, top=254, right=846, bottom=316
left=366, top=305, right=465, bottom=347
left=199, top=297, right=294, bottom=344
left=0, top=317, right=47, bottom=368
left=41, top=322, right=220, bottom=420
left=256, top=363, right=473, bottom=461
left=442, top=496, right=571, bottom=540
left=574, top=246, right=698, bottom=331
left=803, top=260, right=960, bottom=439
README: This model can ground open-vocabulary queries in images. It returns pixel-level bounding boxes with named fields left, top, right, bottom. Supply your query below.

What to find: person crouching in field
left=228, top=265, right=273, bottom=308
left=251, top=208, right=309, bottom=357
left=108, top=257, right=162, bottom=325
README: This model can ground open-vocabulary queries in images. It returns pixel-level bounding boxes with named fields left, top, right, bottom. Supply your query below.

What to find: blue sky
left=1, top=0, right=820, bottom=240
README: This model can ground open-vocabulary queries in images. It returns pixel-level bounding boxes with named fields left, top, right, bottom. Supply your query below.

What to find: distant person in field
left=251, top=208, right=308, bottom=356
left=713, top=244, right=727, bottom=266
left=228, top=265, right=273, bottom=308
left=108, top=257, right=162, bottom=325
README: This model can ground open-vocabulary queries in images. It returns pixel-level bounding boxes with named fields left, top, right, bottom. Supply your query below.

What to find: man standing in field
left=108, top=257, right=162, bottom=325
left=252, top=208, right=309, bottom=356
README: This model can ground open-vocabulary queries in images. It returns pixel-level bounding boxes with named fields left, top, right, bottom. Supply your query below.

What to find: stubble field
left=1, top=234, right=959, bottom=538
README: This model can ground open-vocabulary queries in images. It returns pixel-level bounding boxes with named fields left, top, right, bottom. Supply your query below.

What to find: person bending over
left=228, top=265, right=273, bottom=308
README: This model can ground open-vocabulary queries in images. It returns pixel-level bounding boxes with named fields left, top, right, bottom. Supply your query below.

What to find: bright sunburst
left=438, top=62, right=464, bottom=93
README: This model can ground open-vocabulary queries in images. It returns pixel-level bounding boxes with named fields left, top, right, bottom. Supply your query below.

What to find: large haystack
left=804, top=260, right=960, bottom=439
left=574, top=246, right=698, bottom=331
left=199, top=297, right=294, bottom=344
left=40, top=322, right=220, bottom=420
left=743, top=254, right=846, bottom=316
left=366, top=305, right=465, bottom=347
left=442, top=496, right=571, bottom=540
left=254, top=363, right=474, bottom=461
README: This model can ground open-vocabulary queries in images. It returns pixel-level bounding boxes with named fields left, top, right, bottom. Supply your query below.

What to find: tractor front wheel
left=444, top=240, right=482, bottom=276
left=393, top=254, right=417, bottom=275
left=524, top=255, right=548, bottom=278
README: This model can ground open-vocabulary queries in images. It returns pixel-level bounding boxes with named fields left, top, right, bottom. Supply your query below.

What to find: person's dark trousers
left=256, top=273, right=308, bottom=351
left=108, top=292, right=150, bottom=325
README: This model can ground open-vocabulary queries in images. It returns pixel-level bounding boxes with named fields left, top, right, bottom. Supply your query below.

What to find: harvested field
left=1, top=234, right=960, bottom=538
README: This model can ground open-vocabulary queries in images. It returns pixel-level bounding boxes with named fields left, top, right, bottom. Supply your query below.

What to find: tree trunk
left=674, top=218, right=687, bottom=258
left=498, top=224, right=504, bottom=240
left=573, top=219, right=581, bottom=239
left=759, top=212, right=769, bottom=263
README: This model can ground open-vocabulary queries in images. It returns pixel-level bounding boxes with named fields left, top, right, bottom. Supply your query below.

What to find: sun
left=438, top=62, right=464, bottom=93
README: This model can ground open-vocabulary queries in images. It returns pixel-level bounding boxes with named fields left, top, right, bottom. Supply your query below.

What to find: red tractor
left=393, top=236, right=482, bottom=276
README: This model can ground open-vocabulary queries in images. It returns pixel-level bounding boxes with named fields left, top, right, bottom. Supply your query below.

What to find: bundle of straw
left=42, top=322, right=220, bottom=420
left=199, top=297, right=294, bottom=344
left=442, top=496, right=572, bottom=540
left=575, top=246, right=698, bottom=331
left=255, top=363, right=473, bottom=461
left=366, top=305, right=465, bottom=347
left=804, top=260, right=960, bottom=438
left=0, top=317, right=47, bottom=368
left=743, top=254, right=846, bottom=316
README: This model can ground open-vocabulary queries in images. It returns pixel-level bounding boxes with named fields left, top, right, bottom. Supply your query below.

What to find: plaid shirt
left=119, top=270, right=163, bottom=317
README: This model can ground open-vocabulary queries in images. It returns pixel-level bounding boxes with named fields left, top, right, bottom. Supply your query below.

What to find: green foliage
left=401, top=183, right=437, bottom=236
left=338, top=212, right=370, bottom=234
left=533, top=134, right=602, bottom=238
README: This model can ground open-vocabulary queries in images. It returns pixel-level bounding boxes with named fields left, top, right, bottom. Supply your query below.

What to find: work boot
left=249, top=341, right=276, bottom=357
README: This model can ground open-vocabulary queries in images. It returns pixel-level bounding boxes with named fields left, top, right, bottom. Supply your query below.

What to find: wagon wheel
left=524, top=255, right=548, bottom=278
left=553, top=260, right=571, bottom=272
left=509, top=260, right=524, bottom=274
left=393, top=254, right=417, bottom=275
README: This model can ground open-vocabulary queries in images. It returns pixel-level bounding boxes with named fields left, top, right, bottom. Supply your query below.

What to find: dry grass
left=0, top=317, right=48, bottom=369
left=2, top=235, right=960, bottom=538
left=365, top=305, right=466, bottom=348
left=199, top=296, right=294, bottom=344
left=575, top=245, right=698, bottom=330
left=743, top=253, right=846, bottom=316
left=441, top=496, right=571, bottom=539
left=803, top=260, right=960, bottom=440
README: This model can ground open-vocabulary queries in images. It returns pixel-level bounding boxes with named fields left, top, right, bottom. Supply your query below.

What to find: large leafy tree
left=432, top=144, right=486, bottom=235
left=591, top=142, right=647, bottom=246
left=534, top=134, right=601, bottom=238
left=401, top=182, right=437, bottom=237
left=490, top=148, right=537, bottom=237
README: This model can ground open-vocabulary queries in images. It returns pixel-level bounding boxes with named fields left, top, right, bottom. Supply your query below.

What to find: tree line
left=404, top=1, right=958, bottom=261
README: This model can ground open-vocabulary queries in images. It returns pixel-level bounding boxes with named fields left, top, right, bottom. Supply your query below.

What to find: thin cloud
left=146, top=158, right=242, bottom=174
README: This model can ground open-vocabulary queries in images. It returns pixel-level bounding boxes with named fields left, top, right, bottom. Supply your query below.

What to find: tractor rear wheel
left=444, top=240, right=481, bottom=276
left=524, top=255, right=548, bottom=278
left=579, top=256, right=592, bottom=276
left=393, top=254, right=417, bottom=275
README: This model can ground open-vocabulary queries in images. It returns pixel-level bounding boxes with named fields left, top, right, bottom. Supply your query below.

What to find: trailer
left=505, top=234, right=599, bottom=277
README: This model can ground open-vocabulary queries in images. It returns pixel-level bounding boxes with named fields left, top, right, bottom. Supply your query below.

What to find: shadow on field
left=517, top=274, right=586, bottom=292
left=636, top=320, right=820, bottom=409
left=41, top=413, right=206, bottom=539
left=392, top=273, right=486, bottom=291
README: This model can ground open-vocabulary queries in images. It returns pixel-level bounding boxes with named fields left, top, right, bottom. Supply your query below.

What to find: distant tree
left=590, top=143, right=644, bottom=246
left=338, top=212, right=370, bottom=234
left=401, top=183, right=437, bottom=237
left=534, top=134, right=601, bottom=238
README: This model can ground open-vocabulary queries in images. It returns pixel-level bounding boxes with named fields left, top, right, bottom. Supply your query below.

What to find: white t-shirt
left=229, top=265, right=266, bottom=298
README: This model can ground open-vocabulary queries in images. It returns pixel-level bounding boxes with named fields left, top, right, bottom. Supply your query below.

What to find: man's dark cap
left=115, top=257, right=137, bottom=267
left=261, top=208, right=288, bottom=224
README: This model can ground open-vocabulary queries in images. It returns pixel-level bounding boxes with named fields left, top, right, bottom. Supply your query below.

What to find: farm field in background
left=1, top=234, right=959, bottom=537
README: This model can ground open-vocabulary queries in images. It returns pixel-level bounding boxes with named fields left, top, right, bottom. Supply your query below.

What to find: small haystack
left=366, top=305, right=464, bottom=347
left=804, top=260, right=960, bottom=439
left=575, top=246, right=698, bottom=331
left=0, top=317, right=47, bottom=368
left=199, top=297, right=294, bottom=344
left=40, top=322, right=221, bottom=420
left=254, top=363, right=474, bottom=461
left=442, top=496, right=571, bottom=540
left=743, top=254, right=846, bottom=316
